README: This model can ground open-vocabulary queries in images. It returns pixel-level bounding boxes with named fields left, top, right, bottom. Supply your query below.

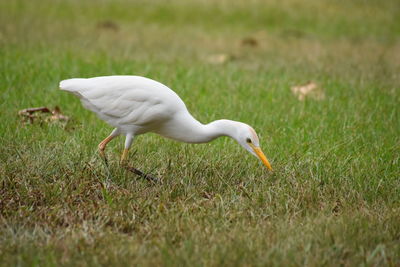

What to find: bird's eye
left=246, top=138, right=252, bottom=143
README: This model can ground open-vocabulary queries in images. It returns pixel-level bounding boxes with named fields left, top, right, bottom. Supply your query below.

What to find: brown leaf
left=18, top=107, right=51, bottom=115
left=205, top=53, right=234, bottom=64
left=291, top=81, right=325, bottom=101
left=201, top=191, right=214, bottom=200
left=96, top=20, right=119, bottom=31
left=241, top=37, right=258, bottom=47
left=18, top=106, right=70, bottom=124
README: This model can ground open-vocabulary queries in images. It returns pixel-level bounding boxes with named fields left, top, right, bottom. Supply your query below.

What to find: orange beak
left=250, top=144, right=273, bottom=171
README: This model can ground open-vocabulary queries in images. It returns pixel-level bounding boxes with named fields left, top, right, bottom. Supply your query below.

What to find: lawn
left=0, top=0, right=399, bottom=266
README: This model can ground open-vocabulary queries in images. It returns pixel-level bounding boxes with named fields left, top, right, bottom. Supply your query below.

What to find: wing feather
left=60, top=76, right=186, bottom=127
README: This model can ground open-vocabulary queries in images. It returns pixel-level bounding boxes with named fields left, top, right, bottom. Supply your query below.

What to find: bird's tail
left=59, top=78, right=89, bottom=98
left=59, top=78, right=87, bottom=92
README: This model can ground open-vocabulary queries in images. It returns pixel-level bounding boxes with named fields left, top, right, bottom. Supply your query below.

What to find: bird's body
left=60, top=75, right=272, bottom=172
left=61, top=76, right=185, bottom=138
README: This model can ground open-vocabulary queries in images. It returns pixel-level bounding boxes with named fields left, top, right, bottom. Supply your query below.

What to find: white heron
left=60, top=75, right=272, bottom=177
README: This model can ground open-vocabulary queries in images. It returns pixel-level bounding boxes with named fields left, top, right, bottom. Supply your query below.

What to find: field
left=1, top=0, right=399, bottom=265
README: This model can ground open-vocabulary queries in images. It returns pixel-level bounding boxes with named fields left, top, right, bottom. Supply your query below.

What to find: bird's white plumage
left=60, top=76, right=188, bottom=135
left=60, top=75, right=272, bottom=170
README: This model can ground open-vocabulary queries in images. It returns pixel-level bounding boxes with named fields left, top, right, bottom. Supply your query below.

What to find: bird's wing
left=60, top=76, right=185, bottom=126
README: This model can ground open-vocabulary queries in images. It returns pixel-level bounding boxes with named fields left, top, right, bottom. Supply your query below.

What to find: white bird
left=60, top=75, right=272, bottom=176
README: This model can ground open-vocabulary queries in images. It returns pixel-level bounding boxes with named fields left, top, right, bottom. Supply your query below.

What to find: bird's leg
left=120, top=149, right=129, bottom=164
left=98, top=136, right=114, bottom=158
left=98, top=128, right=120, bottom=159
left=120, top=133, right=133, bottom=165
left=120, top=134, right=159, bottom=183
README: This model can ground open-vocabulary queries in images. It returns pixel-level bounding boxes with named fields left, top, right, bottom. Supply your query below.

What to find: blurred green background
left=1, top=0, right=399, bottom=266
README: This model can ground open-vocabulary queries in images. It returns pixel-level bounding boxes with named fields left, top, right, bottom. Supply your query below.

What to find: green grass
left=1, top=0, right=399, bottom=265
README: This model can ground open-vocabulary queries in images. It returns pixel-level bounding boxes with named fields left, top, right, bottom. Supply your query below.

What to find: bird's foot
left=123, top=165, right=160, bottom=184
left=98, top=149, right=108, bottom=166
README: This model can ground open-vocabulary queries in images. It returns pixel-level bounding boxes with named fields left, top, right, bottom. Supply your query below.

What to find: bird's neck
left=202, top=119, right=240, bottom=143
left=160, top=113, right=239, bottom=144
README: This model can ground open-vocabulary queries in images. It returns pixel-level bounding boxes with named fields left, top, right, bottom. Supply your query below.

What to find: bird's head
left=232, top=123, right=273, bottom=171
